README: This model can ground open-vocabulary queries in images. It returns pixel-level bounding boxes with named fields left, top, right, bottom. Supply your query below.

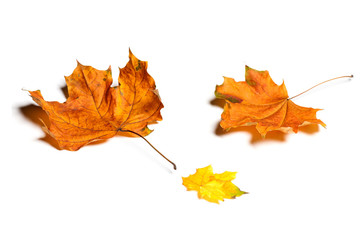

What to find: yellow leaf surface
left=182, top=165, right=247, bottom=203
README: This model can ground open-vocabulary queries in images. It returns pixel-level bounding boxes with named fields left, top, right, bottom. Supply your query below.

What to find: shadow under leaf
left=19, top=103, right=109, bottom=151
left=60, top=84, right=69, bottom=99
left=19, top=104, right=60, bottom=150
left=214, top=121, right=287, bottom=143
left=209, top=98, right=225, bottom=108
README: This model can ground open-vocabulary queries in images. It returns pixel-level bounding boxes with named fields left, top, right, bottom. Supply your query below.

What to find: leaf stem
left=118, top=129, right=177, bottom=170
left=288, top=75, right=353, bottom=100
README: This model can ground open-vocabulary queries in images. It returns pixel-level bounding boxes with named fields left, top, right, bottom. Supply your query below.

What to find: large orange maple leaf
left=29, top=50, right=163, bottom=151
left=215, top=66, right=326, bottom=137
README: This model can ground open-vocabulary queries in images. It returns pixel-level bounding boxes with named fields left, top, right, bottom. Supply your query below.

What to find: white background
left=2, top=0, right=361, bottom=239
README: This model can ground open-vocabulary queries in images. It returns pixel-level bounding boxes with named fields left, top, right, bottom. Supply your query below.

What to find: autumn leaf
left=182, top=165, right=247, bottom=203
left=215, top=65, right=328, bottom=137
left=29, top=50, right=163, bottom=151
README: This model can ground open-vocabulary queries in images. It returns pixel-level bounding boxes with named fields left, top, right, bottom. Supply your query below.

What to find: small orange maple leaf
left=29, top=50, right=163, bottom=151
left=215, top=65, right=327, bottom=137
left=182, top=165, right=247, bottom=203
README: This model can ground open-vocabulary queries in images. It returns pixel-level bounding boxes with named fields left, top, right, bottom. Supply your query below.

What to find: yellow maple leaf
left=182, top=165, right=247, bottom=203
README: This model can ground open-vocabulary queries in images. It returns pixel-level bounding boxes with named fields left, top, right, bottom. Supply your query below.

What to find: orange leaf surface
left=215, top=66, right=326, bottom=137
left=29, top=50, right=163, bottom=151
left=182, top=165, right=247, bottom=203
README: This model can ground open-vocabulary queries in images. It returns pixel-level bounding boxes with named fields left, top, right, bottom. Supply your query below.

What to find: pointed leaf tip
left=129, top=48, right=134, bottom=57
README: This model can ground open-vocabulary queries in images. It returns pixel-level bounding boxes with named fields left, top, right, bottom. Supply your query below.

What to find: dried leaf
left=215, top=65, right=326, bottom=137
left=182, top=165, right=247, bottom=203
left=29, top=50, right=163, bottom=150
